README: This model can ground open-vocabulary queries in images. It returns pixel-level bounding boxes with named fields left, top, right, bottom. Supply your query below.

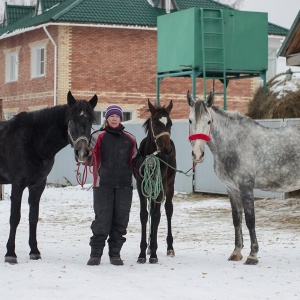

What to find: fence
left=47, top=119, right=194, bottom=193
left=47, top=118, right=300, bottom=198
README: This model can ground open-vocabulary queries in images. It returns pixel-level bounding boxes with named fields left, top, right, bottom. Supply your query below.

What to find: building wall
left=57, top=26, right=72, bottom=105
left=0, top=27, right=58, bottom=114
left=0, top=25, right=258, bottom=119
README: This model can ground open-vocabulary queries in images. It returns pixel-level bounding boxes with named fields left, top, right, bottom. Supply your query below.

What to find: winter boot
left=110, top=256, right=124, bottom=266
left=87, top=248, right=103, bottom=266
left=87, top=256, right=101, bottom=266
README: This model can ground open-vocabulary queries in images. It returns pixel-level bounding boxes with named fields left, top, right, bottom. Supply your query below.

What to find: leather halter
left=150, top=119, right=170, bottom=151
left=67, top=121, right=89, bottom=147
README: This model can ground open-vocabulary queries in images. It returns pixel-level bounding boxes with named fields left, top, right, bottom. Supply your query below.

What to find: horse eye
left=208, top=120, right=211, bottom=125
left=189, top=119, right=192, bottom=124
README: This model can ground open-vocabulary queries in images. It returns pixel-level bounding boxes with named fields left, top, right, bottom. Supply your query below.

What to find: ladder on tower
left=200, top=8, right=227, bottom=109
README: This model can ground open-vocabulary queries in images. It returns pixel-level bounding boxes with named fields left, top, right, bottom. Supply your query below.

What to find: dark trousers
left=89, top=185, right=133, bottom=257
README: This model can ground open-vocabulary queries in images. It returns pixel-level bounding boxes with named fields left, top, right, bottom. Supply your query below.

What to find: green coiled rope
left=141, top=155, right=164, bottom=203
left=140, top=155, right=164, bottom=252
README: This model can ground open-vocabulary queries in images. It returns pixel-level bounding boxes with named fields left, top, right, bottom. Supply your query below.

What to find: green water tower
left=157, top=8, right=268, bottom=108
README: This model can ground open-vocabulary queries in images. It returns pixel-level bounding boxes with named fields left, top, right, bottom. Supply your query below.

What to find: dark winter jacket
left=89, top=124, right=142, bottom=187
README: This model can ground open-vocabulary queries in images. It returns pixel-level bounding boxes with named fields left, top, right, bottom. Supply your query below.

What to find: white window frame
left=5, top=51, right=18, bottom=83
left=31, top=45, right=46, bottom=78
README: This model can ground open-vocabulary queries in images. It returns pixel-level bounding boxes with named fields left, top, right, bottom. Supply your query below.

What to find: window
left=5, top=51, right=18, bottom=82
left=94, top=111, right=106, bottom=125
left=32, top=46, right=45, bottom=78
left=123, top=112, right=132, bottom=122
left=94, top=110, right=133, bottom=125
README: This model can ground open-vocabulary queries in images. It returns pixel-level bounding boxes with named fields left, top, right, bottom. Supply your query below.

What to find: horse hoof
left=167, top=249, right=175, bottom=257
left=137, top=257, right=146, bottom=264
left=5, top=256, right=18, bottom=264
left=244, top=257, right=258, bottom=265
left=228, top=254, right=243, bottom=261
left=30, top=254, right=42, bottom=260
left=149, top=257, right=158, bottom=264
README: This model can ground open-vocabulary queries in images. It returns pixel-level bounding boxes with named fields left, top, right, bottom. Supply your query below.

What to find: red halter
left=188, top=134, right=211, bottom=142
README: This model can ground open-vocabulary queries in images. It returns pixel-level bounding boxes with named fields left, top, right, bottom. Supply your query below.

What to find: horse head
left=146, top=99, right=173, bottom=155
left=187, top=90, right=213, bottom=163
left=66, top=91, right=98, bottom=163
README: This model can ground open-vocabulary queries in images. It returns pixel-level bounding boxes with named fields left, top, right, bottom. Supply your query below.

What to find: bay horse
left=187, top=90, right=300, bottom=265
left=135, top=99, right=176, bottom=263
left=0, top=91, right=98, bottom=264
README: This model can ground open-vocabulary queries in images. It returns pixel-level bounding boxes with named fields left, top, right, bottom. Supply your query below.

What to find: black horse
left=135, top=99, right=176, bottom=263
left=0, top=91, right=98, bottom=264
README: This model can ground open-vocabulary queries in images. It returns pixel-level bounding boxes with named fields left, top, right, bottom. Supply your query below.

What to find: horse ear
left=186, top=90, right=194, bottom=107
left=89, top=94, right=98, bottom=109
left=206, top=92, right=214, bottom=108
left=67, top=91, right=76, bottom=106
left=148, top=99, right=155, bottom=114
left=165, top=100, right=173, bottom=114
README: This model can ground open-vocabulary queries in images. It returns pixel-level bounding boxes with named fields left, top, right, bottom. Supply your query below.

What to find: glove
left=146, top=155, right=155, bottom=168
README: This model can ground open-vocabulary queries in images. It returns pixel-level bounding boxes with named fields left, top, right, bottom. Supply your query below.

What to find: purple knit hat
left=105, top=105, right=123, bottom=121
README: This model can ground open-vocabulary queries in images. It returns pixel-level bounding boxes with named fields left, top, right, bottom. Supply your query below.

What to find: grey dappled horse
left=187, top=90, right=300, bottom=265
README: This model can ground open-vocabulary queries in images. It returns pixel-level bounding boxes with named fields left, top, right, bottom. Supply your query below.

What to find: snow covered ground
left=0, top=184, right=299, bottom=300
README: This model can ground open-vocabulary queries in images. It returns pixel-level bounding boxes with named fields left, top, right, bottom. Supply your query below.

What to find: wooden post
left=0, top=98, right=2, bottom=200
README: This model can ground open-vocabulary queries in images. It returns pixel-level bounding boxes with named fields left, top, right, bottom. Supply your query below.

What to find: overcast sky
left=239, top=0, right=299, bottom=29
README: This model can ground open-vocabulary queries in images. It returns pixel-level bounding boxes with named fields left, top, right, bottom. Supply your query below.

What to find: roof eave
left=0, top=21, right=157, bottom=40
left=277, top=10, right=300, bottom=58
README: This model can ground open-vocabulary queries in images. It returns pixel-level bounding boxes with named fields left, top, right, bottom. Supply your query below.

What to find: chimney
left=166, top=0, right=171, bottom=13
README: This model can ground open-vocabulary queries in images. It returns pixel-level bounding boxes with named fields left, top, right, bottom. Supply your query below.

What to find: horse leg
left=28, top=179, right=46, bottom=260
left=137, top=188, right=148, bottom=264
left=227, top=188, right=244, bottom=262
left=5, top=184, right=25, bottom=264
left=165, top=189, right=174, bottom=257
left=148, top=202, right=161, bottom=264
left=240, top=188, right=259, bottom=265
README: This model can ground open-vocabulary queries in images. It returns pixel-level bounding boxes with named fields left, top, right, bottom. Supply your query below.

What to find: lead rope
left=76, top=161, right=88, bottom=187
left=139, top=153, right=196, bottom=251
left=76, top=149, right=96, bottom=187
left=141, top=155, right=164, bottom=202
left=140, top=154, right=164, bottom=252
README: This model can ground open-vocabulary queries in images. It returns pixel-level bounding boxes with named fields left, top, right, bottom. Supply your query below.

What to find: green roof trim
left=52, top=0, right=84, bottom=20
left=0, top=0, right=289, bottom=37
left=268, top=22, right=289, bottom=36
left=5, top=4, right=35, bottom=26
left=41, top=0, right=65, bottom=12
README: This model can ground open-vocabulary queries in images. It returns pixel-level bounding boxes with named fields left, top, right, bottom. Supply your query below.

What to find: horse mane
left=142, top=119, right=151, bottom=134
left=5, top=105, right=68, bottom=131
left=210, top=104, right=258, bottom=126
left=6, top=101, right=95, bottom=131
left=142, top=104, right=170, bottom=134
left=212, top=105, right=243, bottom=119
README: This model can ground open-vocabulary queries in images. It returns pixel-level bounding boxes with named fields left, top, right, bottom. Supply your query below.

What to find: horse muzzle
left=73, top=139, right=90, bottom=163
left=192, top=150, right=205, bottom=163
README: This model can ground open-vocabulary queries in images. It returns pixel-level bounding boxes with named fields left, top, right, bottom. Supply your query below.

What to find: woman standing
left=87, top=105, right=143, bottom=266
